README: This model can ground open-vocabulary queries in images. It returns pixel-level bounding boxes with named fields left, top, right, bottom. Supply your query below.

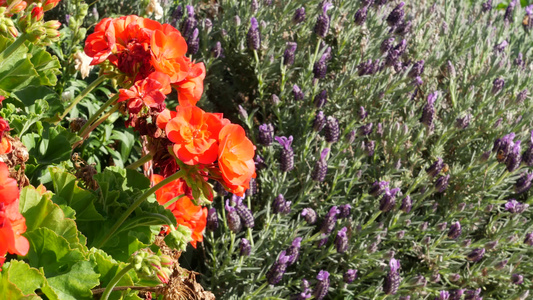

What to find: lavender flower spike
left=386, top=2, right=405, bottom=27
left=482, top=0, right=492, bottom=12
left=400, top=195, right=412, bottom=213
left=313, top=270, right=330, bottom=300
left=286, top=237, right=303, bottom=265
left=314, top=90, right=328, bottom=108
left=344, top=269, right=357, bottom=283
left=234, top=196, right=255, bottom=228
left=384, top=258, right=401, bottom=295
left=325, top=116, right=340, bottom=143
left=354, top=6, right=368, bottom=25
left=313, top=111, right=326, bottom=132
left=492, top=78, right=505, bottom=94
left=447, top=221, right=462, bottom=239
left=369, top=180, right=389, bottom=197
left=421, top=92, right=438, bottom=130
left=338, top=204, right=351, bottom=218
left=521, top=131, right=533, bottom=166
left=247, top=17, right=261, bottom=50
left=505, top=140, right=521, bottom=172
left=314, top=3, right=332, bottom=38
left=438, top=291, right=450, bottom=300
left=206, top=208, right=219, bottom=231
left=435, top=174, right=450, bottom=193
left=312, top=148, right=330, bottom=182
left=239, top=238, right=251, bottom=256
left=516, top=172, right=533, bottom=194
left=466, top=248, right=485, bottom=262
left=293, top=7, right=306, bottom=24
left=524, top=232, right=533, bottom=246
left=225, top=200, right=242, bottom=232
left=301, top=208, right=317, bottom=224
left=426, top=157, right=444, bottom=177
left=266, top=251, right=290, bottom=285
left=258, top=123, right=274, bottom=146
left=283, top=42, right=297, bottom=66
left=335, top=227, right=349, bottom=253
left=275, top=136, right=294, bottom=172
left=380, top=187, right=400, bottom=212
left=321, top=206, right=340, bottom=234
left=293, top=84, right=304, bottom=101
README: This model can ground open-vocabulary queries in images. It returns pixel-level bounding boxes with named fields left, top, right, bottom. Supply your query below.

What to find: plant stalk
left=0, top=33, right=28, bottom=66
left=126, top=153, right=153, bottom=170
left=56, top=75, right=106, bottom=124
left=100, top=264, right=135, bottom=300
left=78, top=93, right=120, bottom=136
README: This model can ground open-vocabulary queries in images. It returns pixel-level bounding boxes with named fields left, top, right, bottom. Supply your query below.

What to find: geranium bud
left=42, top=0, right=60, bottom=11
left=283, top=42, right=297, bottom=66
left=247, top=17, right=261, bottom=50
left=325, top=116, right=340, bottom=143
left=301, top=208, right=317, bottom=224
left=386, top=2, right=405, bottom=27
left=335, top=227, right=348, bottom=253
left=239, top=238, right=251, bottom=256
left=31, top=6, right=44, bottom=22
left=313, top=270, right=330, bottom=300
left=293, top=7, right=306, bottom=24
left=354, top=6, right=368, bottom=25
left=344, top=269, right=357, bottom=283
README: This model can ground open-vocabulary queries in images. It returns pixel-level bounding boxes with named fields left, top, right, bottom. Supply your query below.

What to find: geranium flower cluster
left=85, top=15, right=256, bottom=247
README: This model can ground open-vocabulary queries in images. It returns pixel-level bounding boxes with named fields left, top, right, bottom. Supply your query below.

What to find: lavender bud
left=380, top=37, right=395, bottom=54
left=338, top=204, right=351, bottom=219
left=492, top=78, right=505, bottom=95
left=354, top=6, right=368, bottom=25
left=516, top=89, right=528, bottom=104
left=180, top=6, right=197, bottom=39
left=359, top=106, right=368, bottom=120
left=207, top=208, right=219, bottom=231
left=524, top=233, right=533, bottom=245
left=522, top=131, right=533, bottom=166
left=325, top=116, right=340, bottom=143
left=438, top=291, right=449, bottom=300
left=312, top=148, right=329, bottom=182
left=494, top=40, right=508, bottom=53
left=358, top=123, right=373, bottom=136
left=266, top=251, right=290, bottom=285
left=275, top=136, right=294, bottom=172
left=186, top=28, right=200, bottom=55
left=386, top=2, right=405, bottom=27
left=395, top=20, right=412, bottom=36
left=247, top=17, right=261, bottom=50
left=316, top=234, right=329, bottom=247
left=505, top=140, right=521, bottom=172
left=380, top=188, right=400, bottom=212
left=314, top=3, right=332, bottom=38
left=271, top=94, right=280, bottom=105
left=234, top=198, right=254, bottom=228
left=394, top=39, right=407, bottom=55
left=367, top=242, right=378, bottom=253
left=212, top=41, right=224, bottom=58
left=436, top=222, right=447, bottom=232
left=431, top=273, right=441, bottom=283
left=283, top=42, right=298, bottom=66
left=293, top=84, right=304, bottom=101
left=420, top=92, right=438, bottom=130
left=384, top=259, right=401, bottom=295
left=344, top=269, right=357, bottom=283
left=251, top=0, right=258, bottom=13
left=449, top=274, right=461, bottom=282
left=313, top=111, right=326, bottom=132
left=225, top=201, right=242, bottom=233
left=455, top=113, right=472, bottom=129
left=239, top=238, right=251, bottom=256
left=301, top=208, right=317, bottom=224
left=420, top=222, right=428, bottom=231
left=321, top=206, right=340, bottom=234
left=203, top=18, right=212, bottom=33
left=313, top=60, right=328, bottom=79
left=369, top=181, right=389, bottom=197
left=313, top=270, right=330, bottom=300
left=172, top=5, right=183, bottom=21
left=481, top=0, right=492, bottom=12
left=505, top=199, right=529, bottom=213
left=435, top=175, right=450, bottom=193
left=409, top=275, right=427, bottom=287
left=447, top=221, right=462, bottom=239
left=400, top=196, right=412, bottom=213
left=408, top=60, right=424, bottom=78
left=511, top=274, right=524, bottom=285
left=466, top=248, right=485, bottom=262
left=246, top=178, right=257, bottom=197
left=364, top=140, right=376, bottom=156
left=335, top=227, right=349, bottom=253
left=504, top=0, right=516, bottom=23
left=286, top=237, right=303, bottom=265
left=426, top=157, right=444, bottom=177
left=515, top=172, right=533, bottom=194
left=293, top=7, right=306, bottom=24
left=485, top=240, right=498, bottom=250
left=450, top=289, right=465, bottom=300
left=495, top=259, right=508, bottom=270
left=314, top=90, right=328, bottom=109
left=258, top=123, right=274, bottom=146
left=462, top=239, right=472, bottom=248
left=397, top=230, right=405, bottom=239
left=422, top=236, right=431, bottom=245
left=273, top=194, right=291, bottom=214
left=385, top=50, right=400, bottom=67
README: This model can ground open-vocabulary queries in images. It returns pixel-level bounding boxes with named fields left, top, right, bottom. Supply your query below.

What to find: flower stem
left=100, top=264, right=135, bottom=300
left=78, top=93, right=120, bottom=137
left=94, top=169, right=186, bottom=248
left=0, top=33, right=28, bottom=66
left=55, top=75, right=107, bottom=125
left=74, top=103, right=120, bottom=149
left=126, top=153, right=153, bottom=170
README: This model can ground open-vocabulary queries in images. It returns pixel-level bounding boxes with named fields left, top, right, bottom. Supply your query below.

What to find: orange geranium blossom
left=176, top=61, right=206, bottom=107
left=165, top=106, right=229, bottom=165
left=218, top=124, right=256, bottom=196
left=151, top=174, right=207, bottom=248
left=0, top=117, right=11, bottom=155
left=150, top=26, right=190, bottom=83
left=118, top=71, right=171, bottom=114
left=0, top=162, right=29, bottom=271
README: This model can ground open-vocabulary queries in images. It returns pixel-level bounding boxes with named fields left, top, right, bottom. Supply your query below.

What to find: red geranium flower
left=176, top=61, right=206, bottom=107
left=118, top=71, right=171, bottom=114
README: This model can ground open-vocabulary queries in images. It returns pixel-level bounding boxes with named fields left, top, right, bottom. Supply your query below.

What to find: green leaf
left=28, top=43, right=61, bottom=86
left=0, top=36, right=40, bottom=93
left=46, top=260, right=100, bottom=300
left=3, top=260, right=58, bottom=300
left=90, top=249, right=140, bottom=300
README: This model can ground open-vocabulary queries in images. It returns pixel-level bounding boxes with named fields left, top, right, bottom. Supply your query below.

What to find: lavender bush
left=160, top=0, right=533, bottom=298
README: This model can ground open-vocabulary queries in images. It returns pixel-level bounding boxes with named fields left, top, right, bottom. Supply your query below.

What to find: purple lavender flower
left=275, top=136, right=294, bottom=172
left=314, top=90, right=328, bottom=108
left=386, top=2, right=405, bottom=27
left=492, top=78, right=505, bottom=94
left=400, top=196, right=412, bottom=213
left=524, top=233, right=533, bottom=245
left=335, top=227, right=349, bottom=253
left=408, top=60, right=425, bottom=78
left=301, top=208, right=317, bottom=224
left=516, top=88, right=528, bottom=104
left=462, top=239, right=472, bottom=247
left=284, top=42, right=298, bottom=66
left=286, top=237, right=303, bottom=265
left=359, top=106, right=368, bottom=120
left=293, top=84, right=304, bottom=101
left=273, top=194, right=291, bottom=214
left=266, top=251, right=290, bottom=285
left=384, top=259, right=401, bottom=295
left=485, top=240, right=498, bottom=250
left=394, top=39, right=408, bottom=55
left=380, top=37, right=395, bottom=54
left=344, top=269, right=357, bottom=283
left=316, top=234, right=329, bottom=247
left=207, top=208, right=219, bottom=231
left=420, top=92, right=438, bottom=130
left=313, top=270, right=330, bottom=300
left=493, top=132, right=516, bottom=162
left=449, top=274, right=461, bottom=282
left=397, top=230, right=405, bottom=239
left=495, top=259, right=508, bottom=270
left=251, top=0, right=258, bottom=13
left=494, top=40, right=508, bottom=53
left=435, top=175, right=450, bottom=193
left=212, top=41, right=224, bottom=58
left=234, top=196, right=255, bottom=228
left=505, top=199, right=529, bottom=213
left=504, top=0, right=516, bottom=23
left=522, top=131, right=533, bottom=166
left=436, top=222, right=447, bottom=232
left=258, top=123, right=274, bottom=146
left=246, top=178, right=257, bottom=197
left=247, top=18, right=261, bottom=50
left=239, top=238, right=251, bottom=256
left=313, top=55, right=329, bottom=79
left=450, top=289, right=465, bottom=300
left=466, top=248, right=485, bottom=262
left=338, top=204, right=351, bottom=219
left=271, top=94, right=280, bottom=105
left=312, top=149, right=329, bottom=182
left=379, top=188, right=400, bottom=212
left=369, top=181, right=389, bottom=197
left=511, top=273, right=524, bottom=285
left=505, top=140, right=522, bottom=171
left=325, top=116, right=340, bottom=143
left=481, top=0, right=492, bottom=12
left=364, top=140, right=376, bottom=156
left=354, top=6, right=368, bottom=25
left=455, top=113, right=472, bottom=129
left=321, top=206, right=340, bottom=234
left=426, top=157, right=444, bottom=177
left=225, top=200, right=242, bottom=232
left=186, top=28, right=200, bottom=55
left=180, top=6, right=197, bottom=39
left=448, top=221, right=462, bottom=239
left=313, top=111, right=326, bottom=132
left=358, top=123, right=373, bottom=136
left=395, top=20, right=412, bottom=36
left=385, top=50, right=400, bottom=67
left=438, top=291, right=450, bottom=300
left=314, top=3, right=332, bottom=38
left=293, top=7, right=306, bottom=24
